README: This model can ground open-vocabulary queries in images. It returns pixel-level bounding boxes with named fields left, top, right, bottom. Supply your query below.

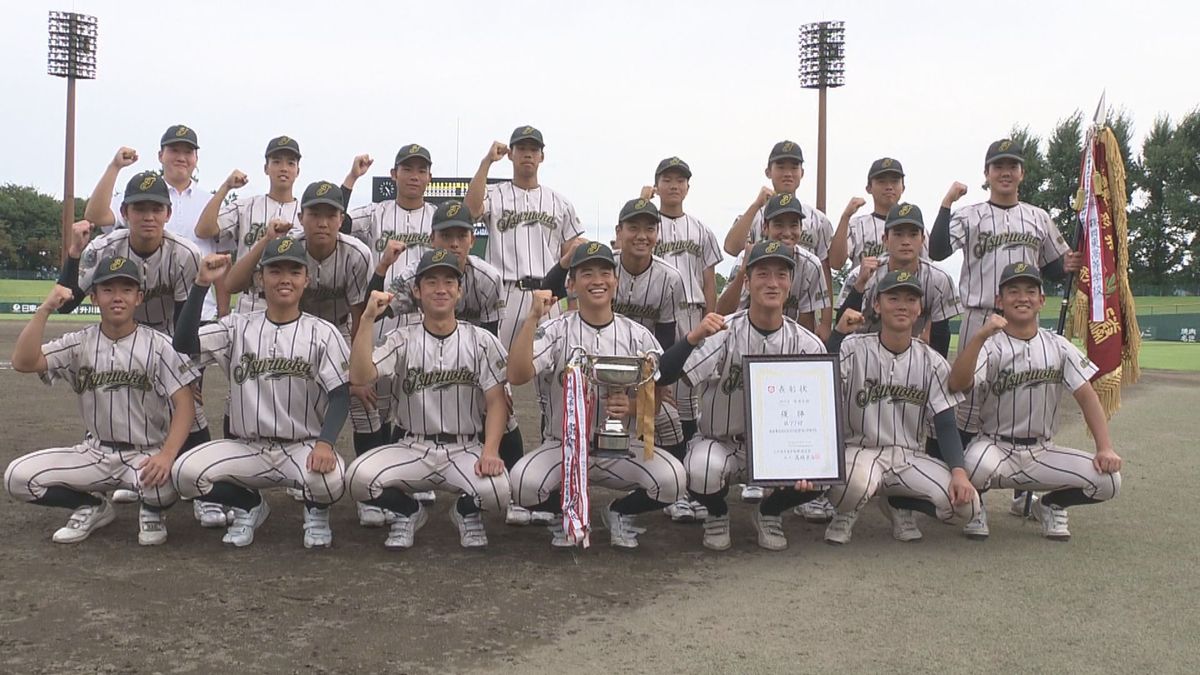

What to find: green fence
left=947, top=313, right=1200, bottom=342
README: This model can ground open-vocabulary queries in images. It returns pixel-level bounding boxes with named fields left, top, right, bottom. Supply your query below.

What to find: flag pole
left=1056, top=92, right=1107, bottom=336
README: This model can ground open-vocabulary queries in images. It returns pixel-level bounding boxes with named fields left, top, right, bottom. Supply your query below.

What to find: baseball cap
left=415, top=248, right=464, bottom=279
left=432, top=201, right=473, bottom=231
left=868, top=157, right=905, bottom=179
left=258, top=237, right=308, bottom=268
left=763, top=193, right=806, bottom=221
left=301, top=180, right=345, bottom=211
left=88, top=255, right=142, bottom=290
left=161, top=124, right=199, bottom=149
left=768, top=140, right=804, bottom=164
left=510, top=125, right=545, bottom=147
left=569, top=241, right=617, bottom=270
left=122, top=171, right=171, bottom=207
left=745, top=240, right=796, bottom=270
left=998, top=262, right=1043, bottom=289
left=885, top=203, right=924, bottom=231
left=619, top=198, right=660, bottom=223
left=654, top=156, right=692, bottom=179
left=265, top=136, right=301, bottom=159
left=876, top=270, right=924, bottom=297
left=394, top=143, right=432, bottom=166
left=986, top=139, right=1025, bottom=165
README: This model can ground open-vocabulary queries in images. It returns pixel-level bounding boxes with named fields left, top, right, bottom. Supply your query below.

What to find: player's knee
left=476, top=474, right=511, bottom=513
left=648, top=453, right=686, bottom=504
left=3, top=459, right=35, bottom=502
left=141, top=482, right=179, bottom=509
left=306, top=468, right=346, bottom=505
left=1093, top=470, right=1121, bottom=502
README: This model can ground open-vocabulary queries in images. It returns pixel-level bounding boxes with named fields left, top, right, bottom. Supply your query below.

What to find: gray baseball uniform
left=836, top=257, right=962, bottom=336
left=215, top=194, right=303, bottom=314
left=746, top=203, right=834, bottom=261
left=729, top=244, right=830, bottom=321
left=347, top=200, right=436, bottom=339
left=845, top=212, right=930, bottom=267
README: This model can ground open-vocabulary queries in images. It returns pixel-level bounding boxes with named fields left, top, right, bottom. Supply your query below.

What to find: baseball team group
left=2, top=123, right=1123, bottom=552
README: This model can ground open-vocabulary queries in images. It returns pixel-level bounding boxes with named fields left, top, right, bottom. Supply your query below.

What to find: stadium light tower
left=48, top=11, right=98, bottom=264
left=798, top=21, right=845, bottom=213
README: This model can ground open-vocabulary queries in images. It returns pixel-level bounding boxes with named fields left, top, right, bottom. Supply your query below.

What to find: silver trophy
left=570, top=347, right=659, bottom=459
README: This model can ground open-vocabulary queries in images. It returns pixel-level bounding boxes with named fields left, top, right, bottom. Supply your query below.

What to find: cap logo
left=139, top=175, right=157, bottom=191
left=1015, top=262, right=1028, bottom=273
left=765, top=241, right=781, bottom=253
left=446, top=204, right=462, bottom=218
left=782, top=142, right=794, bottom=152
left=586, top=242, right=602, bottom=255
left=882, top=158, right=894, bottom=168
left=635, top=199, right=648, bottom=209
left=897, top=272, right=912, bottom=282
left=522, top=126, right=534, bottom=134
left=432, top=250, right=447, bottom=262
left=276, top=136, right=290, bottom=146
left=898, top=204, right=913, bottom=217
left=669, top=157, right=681, bottom=166
left=109, top=257, right=126, bottom=271
left=175, top=126, right=190, bottom=137
left=779, top=194, right=793, bottom=206
left=315, top=183, right=331, bottom=197
left=408, top=144, right=422, bottom=154
left=278, top=239, right=293, bottom=253
left=999, top=140, right=1013, bottom=151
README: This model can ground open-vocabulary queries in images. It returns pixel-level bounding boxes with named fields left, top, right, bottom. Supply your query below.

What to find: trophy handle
left=636, top=351, right=660, bottom=387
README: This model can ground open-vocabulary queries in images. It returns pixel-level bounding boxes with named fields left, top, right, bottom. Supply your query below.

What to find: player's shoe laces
left=877, top=499, right=923, bottom=542
left=702, top=513, right=731, bottom=551
left=823, top=510, right=858, bottom=545
left=603, top=506, right=640, bottom=549
left=546, top=519, right=574, bottom=548
left=1033, top=500, right=1070, bottom=540
left=664, top=499, right=696, bottom=523
left=413, top=491, right=436, bottom=503
left=194, top=500, right=230, bottom=528
left=741, top=485, right=764, bottom=503
left=222, top=498, right=271, bottom=548
left=52, top=497, right=115, bottom=544
left=384, top=505, right=428, bottom=549
left=751, top=511, right=787, bottom=551
left=111, top=488, right=140, bottom=504
left=1010, top=492, right=1039, bottom=518
left=357, top=502, right=386, bottom=528
left=138, top=505, right=167, bottom=546
left=963, top=509, right=990, bottom=540
left=303, top=507, right=333, bottom=549
left=450, top=507, right=488, bottom=548
left=505, top=504, right=532, bottom=526
left=794, top=495, right=837, bottom=523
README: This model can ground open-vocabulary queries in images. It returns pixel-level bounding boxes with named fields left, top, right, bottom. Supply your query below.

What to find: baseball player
left=821, top=271, right=980, bottom=545
left=656, top=241, right=827, bottom=551
left=464, top=126, right=584, bottom=351
left=171, top=243, right=350, bottom=548
left=828, top=157, right=928, bottom=270
left=345, top=250, right=511, bottom=549
left=508, top=242, right=687, bottom=549
left=949, top=263, right=1122, bottom=540
left=4, top=260, right=197, bottom=545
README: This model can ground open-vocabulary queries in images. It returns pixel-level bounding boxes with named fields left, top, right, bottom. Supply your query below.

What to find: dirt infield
left=0, top=321, right=1196, bottom=674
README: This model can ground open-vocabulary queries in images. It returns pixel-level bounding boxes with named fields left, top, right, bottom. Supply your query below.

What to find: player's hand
left=559, top=237, right=586, bottom=269
left=793, top=480, right=817, bottom=492
left=485, top=141, right=509, bottom=164
left=639, top=185, right=656, bottom=201
left=980, top=313, right=1008, bottom=338
left=854, top=256, right=880, bottom=291
left=655, top=384, right=676, bottom=411
left=362, top=291, right=393, bottom=321
left=308, top=441, right=338, bottom=474
left=1093, top=448, right=1123, bottom=474
left=350, top=384, right=377, bottom=410
left=687, top=313, right=727, bottom=345
left=844, top=196, right=867, bottom=216
left=67, top=220, right=93, bottom=258
left=138, top=450, right=176, bottom=488
left=266, top=217, right=293, bottom=240
left=348, top=154, right=374, bottom=180
left=948, top=468, right=977, bottom=506
left=754, top=186, right=775, bottom=207
left=475, top=451, right=505, bottom=478
left=197, top=254, right=231, bottom=286
left=836, top=309, right=865, bottom=334
left=41, top=284, right=74, bottom=313
left=110, top=146, right=138, bottom=169
left=223, top=170, right=249, bottom=192
left=377, top=240, right=407, bottom=273
left=605, top=391, right=631, bottom=418
left=943, top=182, right=968, bottom=207
left=527, top=289, right=556, bottom=320
left=1063, top=251, right=1084, bottom=273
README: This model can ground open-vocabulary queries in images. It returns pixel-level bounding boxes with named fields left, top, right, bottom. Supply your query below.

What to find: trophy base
left=592, top=432, right=635, bottom=459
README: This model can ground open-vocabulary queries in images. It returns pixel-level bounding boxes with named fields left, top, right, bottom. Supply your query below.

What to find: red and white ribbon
left=560, top=361, right=592, bottom=548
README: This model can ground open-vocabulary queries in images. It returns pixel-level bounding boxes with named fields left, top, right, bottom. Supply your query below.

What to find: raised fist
left=943, top=182, right=968, bottom=206
left=224, top=170, right=249, bottom=191
left=267, top=218, right=292, bottom=240
left=836, top=308, right=865, bottom=334
left=486, top=141, right=509, bottom=163
left=981, top=312, right=1008, bottom=337
left=559, top=237, right=586, bottom=269
left=844, top=196, right=867, bottom=215
left=362, top=290, right=393, bottom=321
left=42, top=284, right=74, bottom=312
left=755, top=186, right=776, bottom=207
left=688, top=313, right=727, bottom=345
left=379, top=240, right=407, bottom=270
left=348, top=154, right=374, bottom=180
left=197, top=254, right=232, bottom=286
left=111, top=147, right=138, bottom=169
left=527, top=289, right=555, bottom=320
left=854, top=256, right=880, bottom=292
left=68, top=220, right=93, bottom=258
left=639, top=185, right=656, bottom=201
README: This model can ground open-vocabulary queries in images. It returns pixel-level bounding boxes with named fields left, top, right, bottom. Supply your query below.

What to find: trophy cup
left=570, top=347, right=659, bottom=459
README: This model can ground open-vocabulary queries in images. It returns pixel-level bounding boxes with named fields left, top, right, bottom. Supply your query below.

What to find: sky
left=2, top=0, right=1197, bottom=276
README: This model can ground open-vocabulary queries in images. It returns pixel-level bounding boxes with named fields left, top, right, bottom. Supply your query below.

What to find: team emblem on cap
left=432, top=250, right=447, bottom=262
left=1015, top=263, right=1028, bottom=272
left=408, top=144, right=422, bottom=154
left=278, top=239, right=294, bottom=252
left=446, top=204, right=461, bottom=217
left=139, top=175, right=157, bottom=191
left=765, top=241, right=780, bottom=253
left=175, top=126, right=190, bottom=137
left=897, top=272, right=912, bottom=282
left=898, top=204, right=913, bottom=217
left=586, top=242, right=602, bottom=254
left=522, top=126, right=534, bottom=134
left=882, top=158, right=894, bottom=168
left=635, top=199, right=648, bottom=209
left=109, top=257, right=126, bottom=271
left=999, top=140, right=1013, bottom=151
left=669, top=157, right=681, bottom=165
left=779, top=194, right=793, bottom=206
left=276, top=136, right=290, bottom=146
left=315, top=183, right=331, bottom=196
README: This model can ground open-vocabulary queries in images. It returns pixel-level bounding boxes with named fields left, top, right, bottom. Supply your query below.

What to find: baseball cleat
left=223, top=498, right=271, bottom=548
left=137, top=505, right=168, bottom=546
left=702, top=514, right=731, bottom=551
left=547, top=519, right=574, bottom=548
left=194, top=500, right=231, bottom=528
left=52, top=497, right=116, bottom=544
left=111, top=489, right=140, bottom=504
left=664, top=499, right=696, bottom=523
left=823, top=510, right=858, bottom=545
left=530, top=510, right=555, bottom=525
left=963, top=509, right=990, bottom=540
left=450, top=507, right=488, bottom=548
left=384, top=506, right=428, bottom=549
left=1010, top=492, right=1039, bottom=518
left=878, top=499, right=923, bottom=542
left=794, top=495, right=837, bottom=523
left=505, top=504, right=532, bottom=526
left=690, top=500, right=709, bottom=520
left=303, top=507, right=333, bottom=549
left=413, top=491, right=436, bottom=503
left=1033, top=500, right=1070, bottom=540
left=741, top=485, right=764, bottom=503
left=751, top=511, right=787, bottom=551
left=357, top=503, right=386, bottom=528
left=602, top=505, right=640, bottom=549
left=286, top=487, right=306, bottom=502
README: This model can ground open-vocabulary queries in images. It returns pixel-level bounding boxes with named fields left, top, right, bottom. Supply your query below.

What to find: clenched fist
left=485, top=141, right=509, bottom=164
left=943, top=182, right=968, bottom=207
left=68, top=220, right=93, bottom=258
left=754, top=186, right=776, bottom=208
left=362, top=290, right=393, bottom=321
left=223, top=170, right=249, bottom=191
left=527, top=289, right=556, bottom=320
left=378, top=240, right=407, bottom=272
left=111, top=147, right=138, bottom=169
left=197, top=254, right=232, bottom=286
left=836, top=308, right=865, bottom=334
left=41, top=284, right=74, bottom=312
left=980, top=312, right=1008, bottom=338
left=855, top=256, right=880, bottom=292
left=687, top=313, right=727, bottom=345
left=844, top=196, right=867, bottom=216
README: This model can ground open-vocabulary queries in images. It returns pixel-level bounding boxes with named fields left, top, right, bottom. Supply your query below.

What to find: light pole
left=798, top=21, right=845, bottom=213
left=47, top=11, right=97, bottom=264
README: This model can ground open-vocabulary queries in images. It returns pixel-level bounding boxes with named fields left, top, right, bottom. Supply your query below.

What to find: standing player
left=4, top=261, right=197, bottom=545
left=172, top=245, right=350, bottom=548
left=821, top=272, right=980, bottom=545
left=949, top=263, right=1122, bottom=540
left=346, top=250, right=511, bottom=549
left=829, top=158, right=928, bottom=270
left=656, top=241, right=827, bottom=551
left=508, top=243, right=687, bottom=549
left=464, top=126, right=584, bottom=351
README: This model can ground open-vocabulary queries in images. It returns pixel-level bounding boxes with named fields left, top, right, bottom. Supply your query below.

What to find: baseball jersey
left=291, top=232, right=373, bottom=332
left=970, top=328, right=1098, bottom=441
left=480, top=182, right=583, bottom=282
left=654, top=213, right=723, bottom=305
left=215, top=193, right=303, bottom=313
left=836, top=257, right=963, bottom=335
left=682, top=310, right=825, bottom=440
left=948, top=201, right=1070, bottom=309
left=347, top=201, right=436, bottom=336
left=611, top=252, right=687, bottom=335
left=846, top=212, right=931, bottom=267
left=746, top=202, right=834, bottom=261
left=195, top=311, right=350, bottom=440
left=839, top=333, right=962, bottom=450
left=531, top=312, right=661, bottom=442
left=729, top=244, right=830, bottom=320
left=386, top=255, right=505, bottom=328
left=78, top=230, right=202, bottom=335
left=41, top=324, right=199, bottom=446
left=372, top=322, right=507, bottom=435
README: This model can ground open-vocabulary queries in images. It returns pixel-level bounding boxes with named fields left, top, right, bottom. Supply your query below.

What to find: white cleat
left=741, top=485, right=764, bottom=503
left=878, top=499, right=923, bottom=542
left=303, top=507, right=333, bottom=549
left=690, top=500, right=709, bottom=520
left=702, top=514, right=731, bottom=551
left=137, top=505, right=168, bottom=546
left=413, top=491, right=436, bottom=504
left=111, top=489, right=140, bottom=504
left=357, top=503, right=386, bottom=528
left=1034, top=500, right=1071, bottom=541
left=384, top=506, right=428, bottom=549
left=505, top=504, right=532, bottom=526
left=750, top=510, right=787, bottom=551
left=602, top=506, right=640, bottom=549
left=794, top=495, right=837, bottom=523
left=546, top=519, right=574, bottom=548
left=194, top=500, right=231, bottom=528
left=664, top=499, right=696, bottom=523
left=823, top=510, right=858, bottom=545
left=52, top=498, right=116, bottom=544
left=1010, top=492, right=1040, bottom=518
left=530, top=510, right=555, bottom=525
left=963, top=509, right=990, bottom=540
left=450, top=507, right=488, bottom=548
left=222, top=498, right=271, bottom=547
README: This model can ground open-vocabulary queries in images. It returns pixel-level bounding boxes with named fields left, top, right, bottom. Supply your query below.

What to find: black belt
left=98, top=441, right=135, bottom=452
left=997, top=434, right=1040, bottom=446
left=513, top=277, right=543, bottom=291
left=407, top=432, right=478, bottom=444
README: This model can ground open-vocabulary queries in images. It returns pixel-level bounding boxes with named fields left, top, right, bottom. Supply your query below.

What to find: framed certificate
left=743, top=353, right=845, bottom=486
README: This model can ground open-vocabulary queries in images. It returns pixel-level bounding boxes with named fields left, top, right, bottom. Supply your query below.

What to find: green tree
left=1042, top=111, right=1084, bottom=238
left=0, top=184, right=85, bottom=273
left=1129, top=115, right=1191, bottom=287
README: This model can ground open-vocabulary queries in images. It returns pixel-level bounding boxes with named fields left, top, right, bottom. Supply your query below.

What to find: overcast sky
left=3, top=0, right=1196, bottom=275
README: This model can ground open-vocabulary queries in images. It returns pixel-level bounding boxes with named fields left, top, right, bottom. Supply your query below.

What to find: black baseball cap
left=619, top=198, right=660, bottom=223
left=763, top=193, right=806, bottom=221
left=394, top=143, right=432, bottom=166
left=415, top=248, right=464, bottom=279
left=885, top=203, right=924, bottom=231
left=265, top=135, right=301, bottom=159
left=510, top=125, right=545, bottom=147
left=745, top=240, right=796, bottom=270
left=122, top=171, right=172, bottom=207
left=986, top=139, right=1025, bottom=165
left=432, top=201, right=473, bottom=231
left=569, top=241, right=617, bottom=269
left=768, top=140, right=804, bottom=164
left=868, top=157, right=905, bottom=179
left=161, top=124, right=199, bottom=149
left=258, top=237, right=308, bottom=268
left=876, top=270, right=924, bottom=297
left=998, top=262, right=1043, bottom=289
left=655, top=156, right=692, bottom=179
left=301, top=180, right=344, bottom=211
left=89, top=255, right=142, bottom=290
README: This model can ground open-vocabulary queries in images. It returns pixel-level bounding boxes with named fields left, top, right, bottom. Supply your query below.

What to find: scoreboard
left=372, top=176, right=499, bottom=257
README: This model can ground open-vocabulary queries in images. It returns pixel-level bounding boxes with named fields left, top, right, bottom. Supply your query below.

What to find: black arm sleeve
left=825, top=329, right=849, bottom=354
left=930, top=319, right=951, bottom=358
left=319, top=384, right=351, bottom=445
left=929, top=206, right=953, bottom=260
left=480, top=320, right=499, bottom=337
left=367, top=272, right=386, bottom=295
left=1040, top=256, right=1067, bottom=282
left=173, top=283, right=209, bottom=355
left=339, top=186, right=354, bottom=234
left=933, top=408, right=965, bottom=469
left=657, top=338, right=697, bottom=386
left=654, top=322, right=677, bottom=350
left=541, top=264, right=568, bottom=297
left=55, top=256, right=87, bottom=314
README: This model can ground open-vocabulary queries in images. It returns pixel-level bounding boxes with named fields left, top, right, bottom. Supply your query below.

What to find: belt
left=98, top=441, right=136, bottom=452
left=406, top=432, right=478, bottom=444
left=997, top=434, right=1040, bottom=446
left=512, top=277, right=544, bottom=291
